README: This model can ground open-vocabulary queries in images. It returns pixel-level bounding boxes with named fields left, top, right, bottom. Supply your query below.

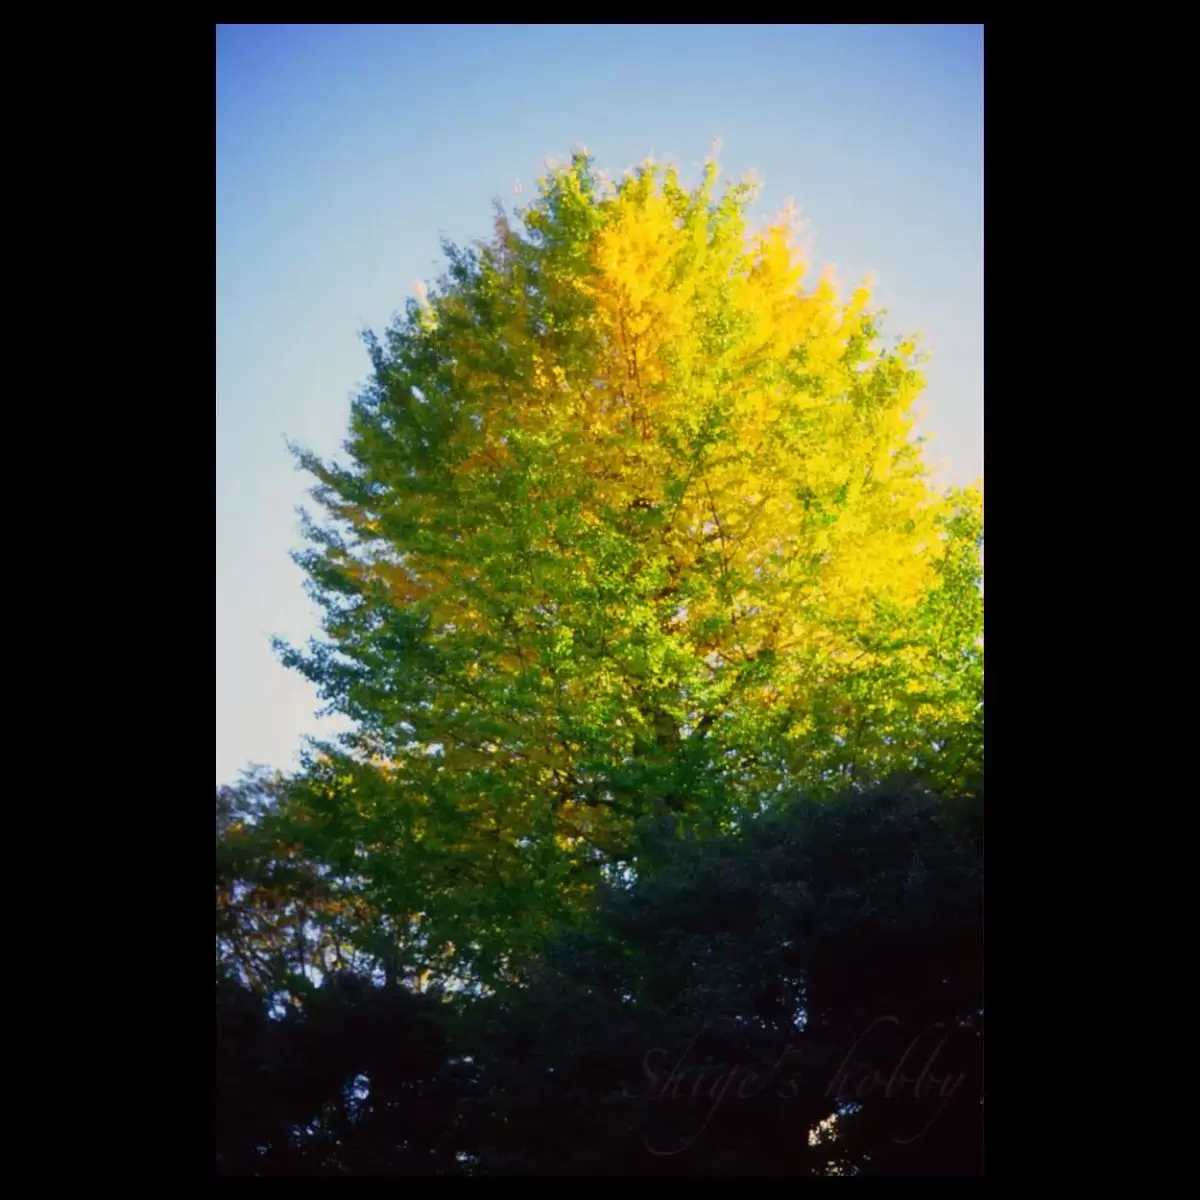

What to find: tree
left=214, top=779, right=983, bottom=1176
left=470, top=780, right=983, bottom=1176
left=216, top=779, right=485, bottom=1176
left=217, top=771, right=390, bottom=997
left=274, top=148, right=983, bottom=987
left=215, top=969, right=478, bottom=1176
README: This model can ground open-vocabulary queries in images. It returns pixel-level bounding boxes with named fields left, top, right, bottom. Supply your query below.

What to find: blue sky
left=216, top=23, right=983, bottom=786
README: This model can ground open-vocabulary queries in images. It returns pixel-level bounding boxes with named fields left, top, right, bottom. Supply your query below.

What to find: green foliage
left=261, top=150, right=981, bottom=985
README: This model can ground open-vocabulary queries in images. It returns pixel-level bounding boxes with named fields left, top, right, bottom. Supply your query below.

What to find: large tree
left=274, top=149, right=982, bottom=985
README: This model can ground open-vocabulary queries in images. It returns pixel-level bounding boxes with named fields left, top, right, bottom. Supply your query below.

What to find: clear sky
left=216, top=23, right=983, bottom=787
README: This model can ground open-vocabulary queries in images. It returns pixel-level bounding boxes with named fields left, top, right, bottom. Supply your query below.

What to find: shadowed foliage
left=216, top=779, right=981, bottom=1176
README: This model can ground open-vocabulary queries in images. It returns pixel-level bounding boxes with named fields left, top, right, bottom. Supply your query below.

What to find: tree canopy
left=268, top=149, right=981, bottom=989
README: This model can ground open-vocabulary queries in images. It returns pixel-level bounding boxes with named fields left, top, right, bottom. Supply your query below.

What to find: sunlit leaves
left=276, top=149, right=983, bottom=985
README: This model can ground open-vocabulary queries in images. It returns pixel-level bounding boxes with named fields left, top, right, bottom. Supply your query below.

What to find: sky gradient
left=216, top=23, right=983, bottom=786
